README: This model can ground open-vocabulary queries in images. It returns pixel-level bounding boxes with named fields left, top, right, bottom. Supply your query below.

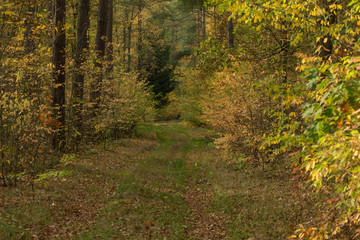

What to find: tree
left=91, top=0, right=109, bottom=112
left=178, top=0, right=205, bottom=43
left=52, top=0, right=66, bottom=150
left=127, top=6, right=134, bottom=72
left=137, top=2, right=144, bottom=75
left=227, top=15, right=234, bottom=48
left=145, top=41, right=176, bottom=107
left=24, top=5, right=35, bottom=54
left=106, top=0, right=114, bottom=74
left=200, top=5, right=206, bottom=40
left=318, top=0, right=336, bottom=60
left=72, top=0, right=90, bottom=144
left=203, top=0, right=360, bottom=238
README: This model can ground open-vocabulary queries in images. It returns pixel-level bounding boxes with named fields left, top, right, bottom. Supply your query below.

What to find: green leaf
left=302, top=106, right=314, bottom=118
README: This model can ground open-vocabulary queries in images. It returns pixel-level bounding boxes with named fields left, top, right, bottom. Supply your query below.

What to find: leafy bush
left=90, top=72, right=156, bottom=141
left=155, top=92, right=181, bottom=121
left=206, top=0, right=360, bottom=238
left=176, top=69, right=208, bottom=126
left=291, top=56, right=360, bottom=238
left=201, top=67, right=274, bottom=164
left=0, top=2, right=53, bottom=186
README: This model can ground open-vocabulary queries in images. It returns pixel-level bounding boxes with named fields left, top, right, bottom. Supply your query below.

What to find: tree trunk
left=90, top=0, right=108, bottom=112
left=24, top=5, right=35, bottom=54
left=123, top=10, right=128, bottom=65
left=70, top=2, right=78, bottom=55
left=281, top=32, right=289, bottom=84
left=46, top=0, right=53, bottom=20
left=196, top=10, right=200, bottom=43
left=126, top=6, right=134, bottom=72
left=201, top=6, right=206, bottom=40
left=72, top=0, right=90, bottom=144
left=318, top=0, right=336, bottom=60
left=137, top=4, right=143, bottom=78
left=52, top=0, right=66, bottom=150
left=213, top=6, right=217, bottom=38
left=227, top=16, right=234, bottom=48
left=106, top=0, right=113, bottom=75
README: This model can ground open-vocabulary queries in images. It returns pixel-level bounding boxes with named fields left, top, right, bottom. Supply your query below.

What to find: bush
left=91, top=72, right=156, bottom=141
left=176, top=69, right=209, bottom=126
left=176, top=59, right=305, bottom=166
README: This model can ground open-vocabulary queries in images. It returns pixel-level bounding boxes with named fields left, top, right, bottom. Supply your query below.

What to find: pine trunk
left=72, top=0, right=90, bottom=144
left=91, top=0, right=108, bottom=112
left=106, top=0, right=113, bottom=75
left=126, top=6, right=134, bottom=72
left=137, top=4, right=143, bottom=78
left=52, top=0, right=66, bottom=150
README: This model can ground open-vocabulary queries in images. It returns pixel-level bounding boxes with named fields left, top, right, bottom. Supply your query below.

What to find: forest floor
left=0, top=122, right=316, bottom=240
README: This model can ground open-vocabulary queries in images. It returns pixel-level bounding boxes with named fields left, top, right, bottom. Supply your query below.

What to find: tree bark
left=90, top=0, right=108, bottom=112
left=46, top=0, right=53, bottom=20
left=24, top=5, right=35, bottom=54
left=126, top=6, right=134, bottom=72
left=137, top=4, right=143, bottom=78
left=105, top=0, right=113, bottom=75
left=201, top=6, right=206, bottom=40
left=72, top=0, right=90, bottom=144
left=318, top=0, right=336, bottom=60
left=70, top=2, right=79, bottom=54
left=196, top=10, right=200, bottom=43
left=280, top=32, right=289, bottom=83
left=52, top=0, right=66, bottom=150
left=227, top=16, right=234, bottom=48
left=123, top=10, right=128, bottom=65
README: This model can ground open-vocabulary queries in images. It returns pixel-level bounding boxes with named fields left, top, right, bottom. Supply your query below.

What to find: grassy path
left=0, top=122, right=314, bottom=239
left=80, top=122, right=224, bottom=239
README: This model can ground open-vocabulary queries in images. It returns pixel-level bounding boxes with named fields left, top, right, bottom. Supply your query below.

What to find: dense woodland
left=2, top=0, right=360, bottom=239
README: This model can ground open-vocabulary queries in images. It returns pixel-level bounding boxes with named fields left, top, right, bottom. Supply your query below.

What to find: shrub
left=91, top=72, right=156, bottom=141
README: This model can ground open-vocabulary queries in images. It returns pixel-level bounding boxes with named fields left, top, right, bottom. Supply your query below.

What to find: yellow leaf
left=350, top=56, right=360, bottom=63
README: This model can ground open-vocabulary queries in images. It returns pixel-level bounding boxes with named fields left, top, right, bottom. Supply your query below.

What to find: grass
left=0, top=122, right=316, bottom=239
left=204, top=158, right=315, bottom=240
left=78, top=122, right=210, bottom=240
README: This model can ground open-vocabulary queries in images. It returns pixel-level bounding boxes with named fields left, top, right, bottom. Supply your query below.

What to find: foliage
left=0, top=1, right=53, bottom=186
left=144, top=40, right=176, bottom=107
left=0, top=0, right=159, bottom=186
left=93, top=72, right=156, bottom=140
left=195, top=37, right=232, bottom=72
left=155, top=91, right=182, bottom=121
left=201, top=66, right=276, bottom=165
left=175, top=69, right=208, bottom=126
left=203, top=0, right=360, bottom=238
left=293, top=55, right=360, bottom=239
left=176, top=8, right=306, bottom=165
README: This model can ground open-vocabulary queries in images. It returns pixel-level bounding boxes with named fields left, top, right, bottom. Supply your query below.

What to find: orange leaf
left=145, top=220, right=153, bottom=227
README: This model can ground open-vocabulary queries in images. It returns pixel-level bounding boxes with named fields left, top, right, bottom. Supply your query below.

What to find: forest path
left=78, top=122, right=312, bottom=240
left=0, top=122, right=313, bottom=240
left=79, top=122, right=229, bottom=239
